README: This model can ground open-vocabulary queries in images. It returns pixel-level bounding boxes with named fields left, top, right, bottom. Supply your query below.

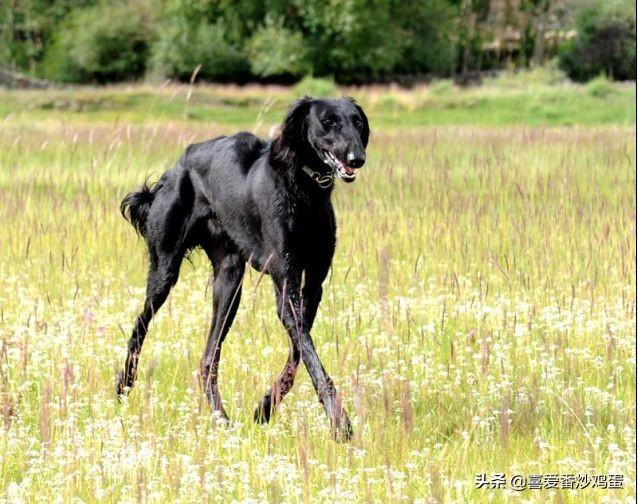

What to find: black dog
left=117, top=96, right=369, bottom=441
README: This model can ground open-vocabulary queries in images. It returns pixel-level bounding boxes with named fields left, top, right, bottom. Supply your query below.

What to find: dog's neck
left=301, top=165, right=334, bottom=189
left=290, top=161, right=335, bottom=203
left=269, top=141, right=334, bottom=201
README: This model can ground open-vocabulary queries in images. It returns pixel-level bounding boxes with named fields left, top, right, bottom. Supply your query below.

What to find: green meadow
left=0, top=74, right=635, bottom=502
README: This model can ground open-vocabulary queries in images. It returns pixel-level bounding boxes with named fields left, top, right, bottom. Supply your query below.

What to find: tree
left=559, top=0, right=636, bottom=81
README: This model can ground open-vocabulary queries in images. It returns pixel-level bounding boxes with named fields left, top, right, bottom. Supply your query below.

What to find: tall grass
left=0, top=84, right=635, bottom=502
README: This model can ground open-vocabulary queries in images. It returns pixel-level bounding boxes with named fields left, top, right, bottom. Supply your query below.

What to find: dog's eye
left=353, top=117, right=362, bottom=129
left=321, top=119, right=334, bottom=129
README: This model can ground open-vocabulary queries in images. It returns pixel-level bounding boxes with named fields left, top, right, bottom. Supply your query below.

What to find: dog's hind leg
left=200, top=241, right=245, bottom=421
left=116, top=251, right=183, bottom=396
left=254, top=342, right=300, bottom=424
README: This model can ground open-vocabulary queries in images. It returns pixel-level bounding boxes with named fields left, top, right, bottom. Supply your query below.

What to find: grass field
left=0, top=71, right=635, bottom=128
left=0, top=75, right=635, bottom=502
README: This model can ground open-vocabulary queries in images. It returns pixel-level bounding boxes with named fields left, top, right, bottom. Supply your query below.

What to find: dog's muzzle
left=319, top=150, right=361, bottom=183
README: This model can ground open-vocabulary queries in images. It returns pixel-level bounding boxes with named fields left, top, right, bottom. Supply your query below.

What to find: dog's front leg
left=272, top=272, right=352, bottom=441
left=254, top=271, right=327, bottom=424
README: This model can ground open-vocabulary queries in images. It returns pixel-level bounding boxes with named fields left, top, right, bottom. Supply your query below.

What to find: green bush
left=293, top=76, right=337, bottom=97
left=151, top=14, right=248, bottom=82
left=393, top=0, right=457, bottom=75
left=2, top=0, right=95, bottom=73
left=247, top=20, right=312, bottom=80
left=586, top=74, right=615, bottom=97
left=559, top=0, right=636, bottom=82
left=486, top=62, right=568, bottom=89
left=42, top=1, right=153, bottom=83
left=294, top=0, right=403, bottom=82
left=428, top=79, right=455, bottom=96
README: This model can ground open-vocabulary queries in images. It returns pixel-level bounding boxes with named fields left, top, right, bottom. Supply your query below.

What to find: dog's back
left=121, top=132, right=268, bottom=243
left=182, top=132, right=267, bottom=177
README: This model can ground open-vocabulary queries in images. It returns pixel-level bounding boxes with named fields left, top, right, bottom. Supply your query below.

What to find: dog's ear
left=348, top=97, right=370, bottom=147
left=271, top=96, right=313, bottom=167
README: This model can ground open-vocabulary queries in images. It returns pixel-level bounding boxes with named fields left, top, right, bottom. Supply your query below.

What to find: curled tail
left=120, top=181, right=156, bottom=238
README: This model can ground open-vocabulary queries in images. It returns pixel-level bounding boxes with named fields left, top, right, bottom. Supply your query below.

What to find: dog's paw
left=212, top=409, right=231, bottom=427
left=115, top=371, right=130, bottom=400
left=332, top=412, right=353, bottom=443
left=253, top=397, right=272, bottom=424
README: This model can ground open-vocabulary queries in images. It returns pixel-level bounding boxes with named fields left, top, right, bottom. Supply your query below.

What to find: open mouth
left=321, top=150, right=358, bottom=182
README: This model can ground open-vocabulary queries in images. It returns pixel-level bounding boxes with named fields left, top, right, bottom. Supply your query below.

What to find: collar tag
left=302, top=166, right=334, bottom=189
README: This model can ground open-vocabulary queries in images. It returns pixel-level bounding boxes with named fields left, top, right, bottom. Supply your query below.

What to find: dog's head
left=272, top=96, right=370, bottom=184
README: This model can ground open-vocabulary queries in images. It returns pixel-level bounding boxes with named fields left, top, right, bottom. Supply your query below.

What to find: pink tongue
left=345, top=166, right=355, bottom=175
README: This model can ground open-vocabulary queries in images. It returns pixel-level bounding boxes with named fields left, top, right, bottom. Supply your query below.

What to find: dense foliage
left=0, top=0, right=635, bottom=83
left=42, top=1, right=154, bottom=83
left=558, top=0, right=636, bottom=82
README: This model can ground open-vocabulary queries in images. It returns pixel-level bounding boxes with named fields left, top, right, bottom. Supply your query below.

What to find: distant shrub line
left=0, top=0, right=635, bottom=84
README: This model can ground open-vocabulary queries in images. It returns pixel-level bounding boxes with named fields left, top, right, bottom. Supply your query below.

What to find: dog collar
left=302, top=166, right=334, bottom=189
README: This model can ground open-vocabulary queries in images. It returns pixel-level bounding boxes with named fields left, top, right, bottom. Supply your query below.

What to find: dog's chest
left=279, top=201, right=335, bottom=252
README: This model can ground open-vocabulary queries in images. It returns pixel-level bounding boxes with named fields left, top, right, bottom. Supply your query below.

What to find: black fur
left=116, top=97, right=370, bottom=441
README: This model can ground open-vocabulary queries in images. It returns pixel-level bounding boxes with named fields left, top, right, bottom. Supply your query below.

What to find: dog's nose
left=346, top=152, right=365, bottom=168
